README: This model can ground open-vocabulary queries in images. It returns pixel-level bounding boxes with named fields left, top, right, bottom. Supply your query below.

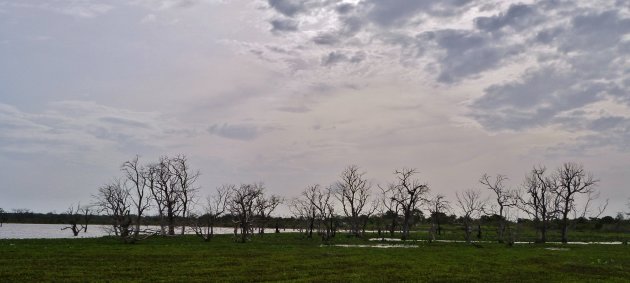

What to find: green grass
left=1, top=233, right=629, bottom=282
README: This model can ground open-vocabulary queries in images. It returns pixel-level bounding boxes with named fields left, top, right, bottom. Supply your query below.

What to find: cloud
left=0, top=101, right=186, bottom=156
left=270, top=18, right=298, bottom=33
left=207, top=123, right=275, bottom=141
left=321, top=50, right=365, bottom=66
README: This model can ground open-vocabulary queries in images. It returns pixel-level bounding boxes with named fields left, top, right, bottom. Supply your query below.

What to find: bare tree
left=192, top=184, right=232, bottom=241
left=335, top=165, right=371, bottom=237
left=255, top=191, right=282, bottom=235
left=61, top=203, right=91, bottom=236
left=171, top=155, right=200, bottom=235
left=555, top=162, right=598, bottom=243
left=228, top=183, right=263, bottom=242
left=0, top=208, right=6, bottom=227
left=456, top=189, right=485, bottom=243
left=516, top=166, right=560, bottom=243
left=385, top=168, right=430, bottom=240
left=379, top=184, right=401, bottom=237
left=479, top=174, right=516, bottom=243
left=94, top=179, right=134, bottom=241
left=121, top=155, right=152, bottom=238
left=152, top=156, right=183, bottom=236
left=428, top=194, right=450, bottom=241
left=289, top=196, right=316, bottom=238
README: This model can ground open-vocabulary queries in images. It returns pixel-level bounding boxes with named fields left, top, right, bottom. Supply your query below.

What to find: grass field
left=1, top=232, right=629, bottom=282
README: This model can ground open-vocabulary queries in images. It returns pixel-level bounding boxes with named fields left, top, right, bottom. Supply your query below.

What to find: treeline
left=2, top=156, right=626, bottom=244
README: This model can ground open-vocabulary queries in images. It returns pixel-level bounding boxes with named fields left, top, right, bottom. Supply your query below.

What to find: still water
left=0, top=223, right=238, bottom=239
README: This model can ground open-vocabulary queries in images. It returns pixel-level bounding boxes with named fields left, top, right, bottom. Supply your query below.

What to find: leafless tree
left=192, top=184, right=232, bottom=241
left=516, top=166, right=560, bottom=243
left=171, top=155, right=200, bottom=235
left=428, top=194, right=450, bottom=241
left=479, top=174, right=516, bottom=243
left=335, top=165, right=372, bottom=237
left=289, top=196, right=316, bottom=238
left=255, top=191, right=282, bottom=235
left=574, top=190, right=608, bottom=220
left=61, top=203, right=91, bottom=236
left=554, top=162, right=598, bottom=243
left=456, top=189, right=485, bottom=243
left=0, top=208, right=6, bottom=227
left=379, top=184, right=401, bottom=237
left=385, top=168, right=430, bottom=240
left=94, top=179, right=134, bottom=241
left=121, top=155, right=152, bottom=238
left=228, top=183, right=263, bottom=242
left=306, top=185, right=337, bottom=239
left=150, top=156, right=184, bottom=236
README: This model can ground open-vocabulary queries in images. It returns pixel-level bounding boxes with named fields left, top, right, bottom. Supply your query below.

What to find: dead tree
left=289, top=197, right=316, bottom=238
left=555, top=162, right=598, bottom=243
left=153, top=156, right=184, bottom=236
left=0, top=208, right=5, bottom=227
left=335, top=165, right=371, bottom=237
left=479, top=174, right=516, bottom=243
left=311, top=185, right=337, bottom=240
left=456, top=189, right=485, bottom=244
left=94, top=179, right=134, bottom=241
left=428, top=194, right=450, bottom=241
left=516, top=166, right=560, bottom=243
left=122, top=155, right=152, bottom=238
left=192, top=184, right=232, bottom=241
left=171, top=155, right=200, bottom=235
left=379, top=184, right=401, bottom=237
left=255, top=190, right=282, bottom=235
left=386, top=168, right=430, bottom=240
left=61, top=203, right=91, bottom=236
left=228, top=183, right=263, bottom=243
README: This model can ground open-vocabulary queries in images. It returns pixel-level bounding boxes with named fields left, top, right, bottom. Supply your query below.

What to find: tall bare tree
left=302, top=185, right=335, bottom=240
left=516, top=166, right=560, bottom=243
left=379, top=184, right=401, bottom=237
left=94, top=179, right=134, bottom=241
left=171, top=155, right=200, bottom=235
left=456, top=189, right=485, bottom=243
left=480, top=174, right=516, bottom=243
left=255, top=191, right=282, bottom=235
left=228, top=183, right=263, bottom=242
left=121, top=155, right=151, bottom=238
left=151, top=156, right=183, bottom=236
left=555, top=162, right=598, bottom=243
left=192, top=184, right=232, bottom=241
left=335, top=165, right=371, bottom=237
left=385, top=168, right=430, bottom=240
left=428, top=194, right=450, bottom=240
left=289, top=196, right=316, bottom=238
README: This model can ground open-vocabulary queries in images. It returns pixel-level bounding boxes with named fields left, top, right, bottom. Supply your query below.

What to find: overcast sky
left=1, top=0, right=628, bottom=216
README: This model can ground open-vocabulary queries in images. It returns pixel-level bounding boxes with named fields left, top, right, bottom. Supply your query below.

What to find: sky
left=0, top=0, right=629, bottom=216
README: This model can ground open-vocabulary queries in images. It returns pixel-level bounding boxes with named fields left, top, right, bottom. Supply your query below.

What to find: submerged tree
left=61, top=203, right=91, bottom=236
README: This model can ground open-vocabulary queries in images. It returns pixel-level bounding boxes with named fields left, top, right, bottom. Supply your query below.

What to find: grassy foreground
left=1, top=233, right=629, bottom=282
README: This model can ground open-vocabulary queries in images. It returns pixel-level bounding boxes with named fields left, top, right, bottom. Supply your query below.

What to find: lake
left=0, top=223, right=241, bottom=239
